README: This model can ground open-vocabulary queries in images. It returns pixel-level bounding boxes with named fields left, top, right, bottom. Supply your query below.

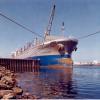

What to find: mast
left=61, top=22, right=65, bottom=37
left=45, top=4, right=56, bottom=36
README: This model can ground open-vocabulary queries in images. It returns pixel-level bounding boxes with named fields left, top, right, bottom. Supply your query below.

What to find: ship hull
left=28, top=54, right=71, bottom=66
left=12, top=38, right=78, bottom=66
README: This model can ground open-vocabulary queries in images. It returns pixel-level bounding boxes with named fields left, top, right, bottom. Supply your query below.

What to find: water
left=17, top=65, right=100, bottom=99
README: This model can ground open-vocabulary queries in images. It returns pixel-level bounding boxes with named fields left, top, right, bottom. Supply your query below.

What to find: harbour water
left=17, top=65, right=100, bottom=99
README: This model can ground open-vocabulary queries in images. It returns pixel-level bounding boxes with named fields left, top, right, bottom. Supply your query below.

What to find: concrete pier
left=0, top=58, right=40, bottom=72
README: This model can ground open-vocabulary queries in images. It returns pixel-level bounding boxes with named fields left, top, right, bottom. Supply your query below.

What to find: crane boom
left=45, top=4, right=56, bottom=36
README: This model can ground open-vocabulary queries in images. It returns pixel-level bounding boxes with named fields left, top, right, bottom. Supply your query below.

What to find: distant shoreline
left=73, top=64, right=100, bottom=66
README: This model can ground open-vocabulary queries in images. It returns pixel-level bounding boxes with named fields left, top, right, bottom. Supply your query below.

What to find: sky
left=0, top=0, right=100, bottom=62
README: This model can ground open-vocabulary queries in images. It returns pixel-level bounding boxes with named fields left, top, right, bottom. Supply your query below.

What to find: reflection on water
left=17, top=65, right=100, bottom=99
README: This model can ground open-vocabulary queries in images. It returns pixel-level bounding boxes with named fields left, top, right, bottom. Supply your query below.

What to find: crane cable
left=0, top=12, right=100, bottom=40
left=78, top=30, right=100, bottom=40
left=0, top=12, right=43, bottom=38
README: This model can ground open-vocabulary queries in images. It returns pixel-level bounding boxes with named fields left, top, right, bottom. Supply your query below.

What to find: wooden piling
left=0, top=58, right=40, bottom=73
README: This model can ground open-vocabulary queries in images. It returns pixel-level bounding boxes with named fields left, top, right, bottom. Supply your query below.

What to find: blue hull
left=28, top=54, right=71, bottom=66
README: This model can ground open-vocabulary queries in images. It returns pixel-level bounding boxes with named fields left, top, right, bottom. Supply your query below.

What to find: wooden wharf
left=0, top=58, right=40, bottom=72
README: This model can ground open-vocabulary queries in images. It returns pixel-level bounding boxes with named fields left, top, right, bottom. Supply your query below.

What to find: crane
left=45, top=4, right=56, bottom=36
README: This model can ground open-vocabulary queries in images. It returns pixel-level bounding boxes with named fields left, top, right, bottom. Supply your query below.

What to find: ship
left=11, top=5, right=78, bottom=66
